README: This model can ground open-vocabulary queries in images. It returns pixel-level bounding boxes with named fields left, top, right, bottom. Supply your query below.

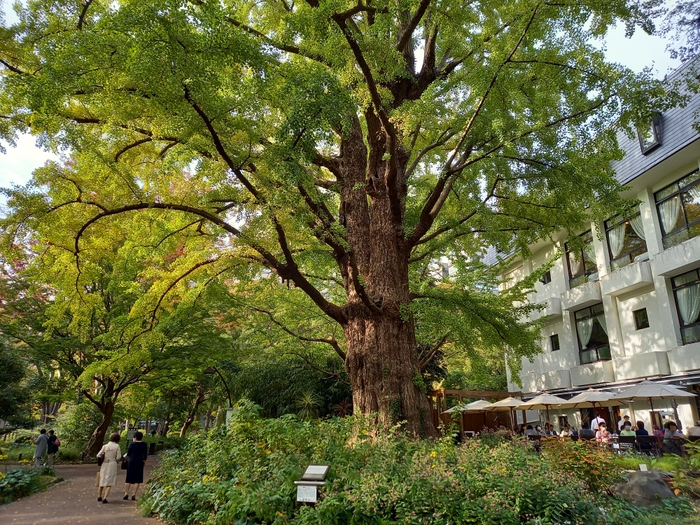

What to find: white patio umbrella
left=612, top=380, right=696, bottom=426
left=486, top=397, right=523, bottom=429
left=441, top=404, right=466, bottom=414
left=461, top=399, right=495, bottom=428
left=518, top=393, right=569, bottom=425
left=558, top=389, right=621, bottom=429
left=461, top=400, right=494, bottom=411
left=560, top=389, right=618, bottom=408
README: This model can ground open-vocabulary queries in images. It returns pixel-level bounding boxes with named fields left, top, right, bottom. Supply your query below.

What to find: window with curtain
left=604, top=210, right=648, bottom=270
left=574, top=303, right=611, bottom=364
left=655, top=169, right=700, bottom=249
left=672, top=269, right=700, bottom=344
left=565, top=231, right=597, bottom=288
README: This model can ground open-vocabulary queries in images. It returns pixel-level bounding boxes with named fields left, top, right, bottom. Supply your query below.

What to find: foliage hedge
left=0, top=467, right=56, bottom=504
left=141, top=403, right=695, bottom=525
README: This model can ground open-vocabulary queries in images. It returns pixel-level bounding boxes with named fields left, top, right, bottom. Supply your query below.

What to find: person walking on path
left=97, top=432, right=122, bottom=504
left=123, top=431, right=148, bottom=501
left=47, top=429, right=59, bottom=466
left=33, top=429, right=48, bottom=467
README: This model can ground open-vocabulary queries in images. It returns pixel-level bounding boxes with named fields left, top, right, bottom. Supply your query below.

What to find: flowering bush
left=141, top=403, right=694, bottom=525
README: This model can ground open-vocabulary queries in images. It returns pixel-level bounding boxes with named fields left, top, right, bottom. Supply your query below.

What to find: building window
left=633, top=308, right=650, bottom=330
left=672, top=269, right=700, bottom=344
left=539, top=270, right=552, bottom=285
left=637, top=113, right=662, bottom=155
left=655, top=169, right=700, bottom=249
left=565, top=231, right=597, bottom=288
left=550, top=334, right=560, bottom=351
left=605, top=210, right=648, bottom=270
left=574, top=303, right=611, bottom=364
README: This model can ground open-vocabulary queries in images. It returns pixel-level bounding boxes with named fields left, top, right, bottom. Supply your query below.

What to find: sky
left=0, top=15, right=683, bottom=191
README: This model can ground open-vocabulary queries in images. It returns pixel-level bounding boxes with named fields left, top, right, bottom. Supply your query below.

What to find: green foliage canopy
left=0, top=0, right=683, bottom=428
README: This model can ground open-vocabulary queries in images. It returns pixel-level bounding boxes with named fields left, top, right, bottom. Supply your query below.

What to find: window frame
left=654, top=169, right=700, bottom=249
left=550, top=334, right=560, bottom=352
left=565, top=230, right=597, bottom=288
left=637, top=113, right=662, bottom=155
left=539, top=270, right=552, bottom=285
left=671, top=269, right=700, bottom=345
left=574, top=303, right=611, bottom=365
left=633, top=308, right=650, bottom=330
left=604, top=212, right=648, bottom=271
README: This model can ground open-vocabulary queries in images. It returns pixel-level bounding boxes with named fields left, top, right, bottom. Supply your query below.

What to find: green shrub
left=2, top=445, right=34, bottom=462
left=56, top=443, right=84, bottom=462
left=55, top=402, right=103, bottom=443
left=0, top=467, right=55, bottom=504
left=141, top=402, right=696, bottom=525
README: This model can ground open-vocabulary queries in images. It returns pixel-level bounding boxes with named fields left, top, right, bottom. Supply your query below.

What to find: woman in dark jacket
left=122, top=431, right=148, bottom=501
left=47, top=430, right=59, bottom=466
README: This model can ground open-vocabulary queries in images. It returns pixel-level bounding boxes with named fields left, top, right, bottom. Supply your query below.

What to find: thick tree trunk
left=84, top=400, right=115, bottom=457
left=179, top=386, right=205, bottom=437
left=344, top=312, right=433, bottom=436
left=335, top=115, right=437, bottom=437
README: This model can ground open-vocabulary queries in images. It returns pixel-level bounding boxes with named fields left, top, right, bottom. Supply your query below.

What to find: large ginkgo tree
left=0, top=0, right=675, bottom=435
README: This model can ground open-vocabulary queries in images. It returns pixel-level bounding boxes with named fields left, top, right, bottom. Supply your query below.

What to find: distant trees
left=0, top=342, right=28, bottom=423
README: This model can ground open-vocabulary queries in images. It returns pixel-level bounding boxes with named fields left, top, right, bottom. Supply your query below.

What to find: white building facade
left=503, top=61, right=700, bottom=431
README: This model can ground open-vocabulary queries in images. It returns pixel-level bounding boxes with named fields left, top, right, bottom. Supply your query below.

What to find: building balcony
left=600, top=260, right=653, bottom=297
left=542, top=369, right=571, bottom=390
left=653, top=234, right=700, bottom=277
left=561, top=280, right=602, bottom=311
left=613, top=351, right=670, bottom=381
left=530, top=298, right=562, bottom=321
left=570, top=360, right=615, bottom=387
left=668, top=342, right=700, bottom=374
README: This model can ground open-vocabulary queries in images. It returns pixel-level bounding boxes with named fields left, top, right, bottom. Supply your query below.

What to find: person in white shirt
left=591, top=415, right=606, bottom=431
left=688, top=422, right=700, bottom=437
left=618, top=415, right=631, bottom=431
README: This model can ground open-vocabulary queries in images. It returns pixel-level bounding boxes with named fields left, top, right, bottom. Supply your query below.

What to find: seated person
left=559, top=425, right=572, bottom=438
left=688, top=421, right=700, bottom=438
left=618, top=414, right=631, bottom=431
left=652, top=424, right=664, bottom=437
left=635, top=421, right=649, bottom=436
left=524, top=425, right=540, bottom=437
left=663, top=421, right=685, bottom=455
left=620, top=422, right=636, bottom=437
left=579, top=424, right=596, bottom=440
left=635, top=421, right=653, bottom=452
left=595, top=423, right=612, bottom=444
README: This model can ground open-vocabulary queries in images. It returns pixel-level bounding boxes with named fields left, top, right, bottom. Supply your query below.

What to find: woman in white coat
left=97, top=433, right=122, bottom=503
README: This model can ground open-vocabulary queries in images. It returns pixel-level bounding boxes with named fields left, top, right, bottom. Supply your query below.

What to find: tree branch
left=77, top=0, right=94, bottom=30
left=114, top=137, right=153, bottom=161
left=251, top=305, right=347, bottom=360
left=418, top=334, right=448, bottom=370
left=0, top=57, right=27, bottom=75
left=396, top=0, right=432, bottom=54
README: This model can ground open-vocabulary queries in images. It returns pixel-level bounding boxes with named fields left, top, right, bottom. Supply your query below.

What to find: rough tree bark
left=332, top=103, right=436, bottom=435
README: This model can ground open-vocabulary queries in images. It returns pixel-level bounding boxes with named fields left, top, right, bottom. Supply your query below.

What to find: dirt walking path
left=0, top=460, right=160, bottom=525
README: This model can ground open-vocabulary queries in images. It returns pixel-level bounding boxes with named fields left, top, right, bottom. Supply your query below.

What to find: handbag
left=97, top=454, right=104, bottom=467
left=121, top=457, right=129, bottom=470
